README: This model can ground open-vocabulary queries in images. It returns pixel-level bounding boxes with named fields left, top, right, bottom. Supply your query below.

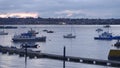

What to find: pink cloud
left=0, top=12, right=39, bottom=18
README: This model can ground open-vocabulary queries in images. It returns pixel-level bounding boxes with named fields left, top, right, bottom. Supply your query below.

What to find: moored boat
left=94, top=32, right=113, bottom=40
left=0, top=31, right=8, bottom=35
left=47, top=30, right=54, bottom=33
left=63, top=33, right=76, bottom=38
left=12, top=29, right=46, bottom=42
left=103, top=25, right=111, bottom=28
left=43, top=29, right=48, bottom=32
left=0, top=26, right=17, bottom=29
left=112, top=36, right=120, bottom=40
left=96, top=28, right=103, bottom=32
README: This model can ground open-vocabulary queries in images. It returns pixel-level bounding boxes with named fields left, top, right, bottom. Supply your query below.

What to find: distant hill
left=0, top=17, right=120, bottom=25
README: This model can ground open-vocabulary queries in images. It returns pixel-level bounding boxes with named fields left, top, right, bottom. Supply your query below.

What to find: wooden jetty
left=0, top=45, right=120, bottom=67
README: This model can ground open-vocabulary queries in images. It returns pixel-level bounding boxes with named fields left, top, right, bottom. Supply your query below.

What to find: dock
left=0, top=45, right=120, bottom=67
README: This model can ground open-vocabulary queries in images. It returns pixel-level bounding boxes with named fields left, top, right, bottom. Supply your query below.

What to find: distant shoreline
left=0, top=18, right=120, bottom=25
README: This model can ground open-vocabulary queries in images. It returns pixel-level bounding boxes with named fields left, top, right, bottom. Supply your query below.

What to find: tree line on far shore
left=0, top=17, right=120, bottom=25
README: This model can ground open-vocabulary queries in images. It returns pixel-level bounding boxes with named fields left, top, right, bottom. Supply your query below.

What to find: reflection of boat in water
left=0, top=31, right=8, bottom=35
left=63, top=33, right=76, bottom=38
left=20, top=43, right=40, bottom=48
left=12, top=29, right=46, bottom=42
left=94, top=32, right=113, bottom=40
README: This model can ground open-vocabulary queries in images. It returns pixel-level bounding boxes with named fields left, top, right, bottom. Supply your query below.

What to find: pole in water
left=25, top=43, right=28, bottom=68
left=63, top=46, right=66, bottom=68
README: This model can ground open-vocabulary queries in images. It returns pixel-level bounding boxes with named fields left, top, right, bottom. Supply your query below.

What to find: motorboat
left=43, top=29, right=48, bottom=32
left=96, top=28, right=103, bottom=32
left=94, top=32, right=113, bottom=40
left=63, top=33, right=76, bottom=38
left=12, top=29, right=46, bottom=42
left=47, top=30, right=54, bottom=33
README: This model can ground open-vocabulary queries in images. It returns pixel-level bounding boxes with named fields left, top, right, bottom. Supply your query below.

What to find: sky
left=0, top=0, right=120, bottom=18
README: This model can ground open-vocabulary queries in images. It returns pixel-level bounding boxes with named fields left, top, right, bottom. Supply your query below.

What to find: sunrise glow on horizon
left=0, top=12, right=39, bottom=18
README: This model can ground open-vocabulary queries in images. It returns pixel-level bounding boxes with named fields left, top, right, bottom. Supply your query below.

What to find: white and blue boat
left=94, top=32, right=113, bottom=40
left=12, top=29, right=46, bottom=42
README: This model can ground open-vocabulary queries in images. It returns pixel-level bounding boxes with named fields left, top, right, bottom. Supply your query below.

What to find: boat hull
left=63, top=36, right=76, bottom=38
left=94, top=37, right=112, bottom=40
left=12, top=37, right=46, bottom=42
left=21, top=45, right=39, bottom=48
left=0, top=33, right=8, bottom=35
left=112, top=36, right=120, bottom=40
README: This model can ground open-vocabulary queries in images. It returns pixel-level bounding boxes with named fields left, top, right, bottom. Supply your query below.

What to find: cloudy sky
left=0, top=0, right=120, bottom=18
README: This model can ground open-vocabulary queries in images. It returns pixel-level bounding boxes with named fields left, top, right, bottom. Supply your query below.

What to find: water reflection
left=12, top=41, right=40, bottom=48
left=25, top=49, right=27, bottom=68
left=13, top=42, right=40, bottom=68
left=20, top=42, right=39, bottom=48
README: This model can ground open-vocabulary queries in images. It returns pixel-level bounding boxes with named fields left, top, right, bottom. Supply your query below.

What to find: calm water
left=0, top=25, right=119, bottom=68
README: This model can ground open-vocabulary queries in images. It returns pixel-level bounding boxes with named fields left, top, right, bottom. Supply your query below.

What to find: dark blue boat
left=113, top=36, right=120, bottom=40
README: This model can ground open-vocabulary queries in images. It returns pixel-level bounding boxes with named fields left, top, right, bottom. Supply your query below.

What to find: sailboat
left=0, top=26, right=8, bottom=35
left=63, top=25, right=76, bottom=38
left=0, top=31, right=8, bottom=35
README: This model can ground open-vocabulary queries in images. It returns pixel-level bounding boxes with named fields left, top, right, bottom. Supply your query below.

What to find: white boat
left=63, top=33, right=76, bottom=38
left=12, top=29, right=46, bottom=42
left=63, top=25, right=76, bottom=38
left=0, top=31, right=8, bottom=35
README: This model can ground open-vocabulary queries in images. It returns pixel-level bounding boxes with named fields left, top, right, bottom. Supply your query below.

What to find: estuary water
left=0, top=25, right=119, bottom=68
